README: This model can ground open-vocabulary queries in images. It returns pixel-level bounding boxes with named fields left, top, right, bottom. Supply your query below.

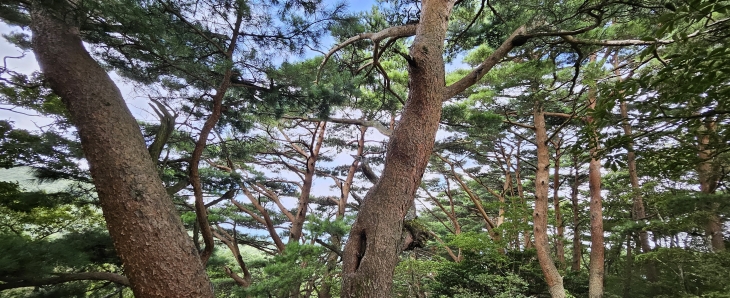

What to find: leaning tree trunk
left=619, top=99, right=658, bottom=283
left=533, top=102, right=567, bottom=298
left=30, top=5, right=213, bottom=298
left=338, top=1, right=527, bottom=295
left=339, top=1, right=454, bottom=296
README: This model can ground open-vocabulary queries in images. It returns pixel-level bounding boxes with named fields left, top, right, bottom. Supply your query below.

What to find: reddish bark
left=619, top=99, right=658, bottom=282
left=587, top=73, right=605, bottom=298
left=289, top=122, right=328, bottom=243
left=534, top=102, right=567, bottom=298
left=552, top=139, right=566, bottom=266
left=336, top=1, right=529, bottom=295
left=30, top=5, right=213, bottom=297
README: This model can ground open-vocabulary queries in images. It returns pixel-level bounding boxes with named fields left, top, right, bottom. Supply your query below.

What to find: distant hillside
left=0, top=167, right=74, bottom=193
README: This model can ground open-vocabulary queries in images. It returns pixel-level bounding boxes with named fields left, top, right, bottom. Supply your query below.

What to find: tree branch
left=561, top=35, right=673, bottom=46
left=316, top=24, right=418, bottom=83
left=0, top=272, right=129, bottom=291
left=315, top=238, right=342, bottom=257
left=444, top=26, right=527, bottom=100
left=283, top=116, right=393, bottom=137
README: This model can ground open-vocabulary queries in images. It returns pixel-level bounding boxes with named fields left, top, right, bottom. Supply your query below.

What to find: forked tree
left=319, top=0, right=680, bottom=296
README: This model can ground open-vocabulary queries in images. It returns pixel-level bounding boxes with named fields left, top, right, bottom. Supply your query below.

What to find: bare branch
left=213, top=226, right=252, bottom=288
left=283, top=116, right=393, bottom=137
left=503, top=119, right=536, bottom=130
left=544, top=112, right=574, bottom=118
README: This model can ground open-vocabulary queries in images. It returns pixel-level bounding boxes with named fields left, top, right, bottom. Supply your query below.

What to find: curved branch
left=213, top=226, right=252, bottom=288
left=316, top=24, right=418, bottom=83
left=147, top=99, right=176, bottom=161
left=189, top=6, right=246, bottom=265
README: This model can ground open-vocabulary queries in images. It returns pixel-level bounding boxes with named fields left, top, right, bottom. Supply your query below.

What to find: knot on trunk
left=401, top=219, right=430, bottom=251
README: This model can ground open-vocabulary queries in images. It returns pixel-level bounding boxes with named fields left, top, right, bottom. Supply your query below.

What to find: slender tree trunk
left=571, top=154, right=582, bottom=272
left=320, top=127, right=365, bottom=298
left=588, top=152, right=604, bottom=298
left=515, top=139, right=533, bottom=249
left=534, top=101, right=566, bottom=298
left=622, top=235, right=633, bottom=298
left=619, top=99, right=658, bottom=282
left=587, top=74, right=605, bottom=298
left=553, top=140, right=565, bottom=267
left=290, top=121, right=327, bottom=243
left=697, top=120, right=725, bottom=252
left=29, top=5, right=213, bottom=297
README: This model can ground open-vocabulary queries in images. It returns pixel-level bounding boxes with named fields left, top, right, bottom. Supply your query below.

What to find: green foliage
left=242, top=242, right=327, bottom=297
left=0, top=168, right=119, bottom=296
left=429, top=235, right=540, bottom=298
left=1, top=0, right=729, bottom=297
left=0, top=121, right=85, bottom=181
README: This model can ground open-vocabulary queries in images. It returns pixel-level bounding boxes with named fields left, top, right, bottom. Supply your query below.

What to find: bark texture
left=336, top=1, right=526, bottom=295
left=30, top=5, right=213, bottom=298
left=340, top=1, right=453, bottom=296
left=587, top=153, right=605, bottom=298
left=587, top=84, right=605, bottom=298
left=533, top=102, right=566, bottom=298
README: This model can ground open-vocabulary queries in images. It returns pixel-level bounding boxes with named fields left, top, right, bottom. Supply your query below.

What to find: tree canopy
left=0, top=0, right=728, bottom=297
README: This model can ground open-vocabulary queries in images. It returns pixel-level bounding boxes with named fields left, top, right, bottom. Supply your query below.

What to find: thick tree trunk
left=571, top=154, right=582, bottom=272
left=30, top=5, right=213, bottom=298
left=534, top=102, right=566, bottom=298
left=587, top=81, right=605, bottom=298
left=340, top=1, right=454, bottom=296
left=338, top=2, right=527, bottom=295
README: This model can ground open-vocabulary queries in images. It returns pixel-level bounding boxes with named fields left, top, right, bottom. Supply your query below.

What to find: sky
left=0, top=0, right=379, bottom=123
left=0, top=1, right=390, bottom=210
